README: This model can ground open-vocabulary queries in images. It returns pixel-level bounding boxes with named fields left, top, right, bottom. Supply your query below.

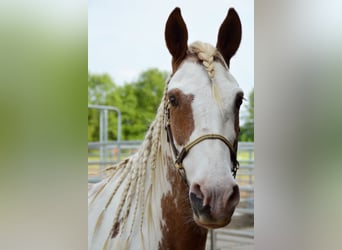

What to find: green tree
left=239, top=88, right=254, bottom=142
left=88, top=72, right=117, bottom=141
left=119, top=68, right=167, bottom=140
left=115, top=84, right=141, bottom=140
left=88, top=68, right=168, bottom=141
left=88, top=73, right=116, bottom=104
left=134, top=69, right=167, bottom=129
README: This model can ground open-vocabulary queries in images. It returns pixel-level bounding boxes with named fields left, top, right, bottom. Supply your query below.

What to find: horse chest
left=159, top=195, right=208, bottom=250
left=158, top=162, right=208, bottom=250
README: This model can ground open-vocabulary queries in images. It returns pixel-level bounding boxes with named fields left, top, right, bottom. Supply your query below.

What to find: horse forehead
left=169, top=60, right=239, bottom=96
left=215, top=63, right=240, bottom=88
left=168, top=61, right=209, bottom=94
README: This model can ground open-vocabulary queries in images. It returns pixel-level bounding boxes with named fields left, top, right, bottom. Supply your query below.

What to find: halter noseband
left=164, top=101, right=239, bottom=184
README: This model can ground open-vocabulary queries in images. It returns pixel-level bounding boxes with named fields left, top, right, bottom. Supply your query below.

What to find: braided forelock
left=188, top=41, right=226, bottom=111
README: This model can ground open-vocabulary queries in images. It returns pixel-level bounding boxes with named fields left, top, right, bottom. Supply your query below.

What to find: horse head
left=164, top=7, right=244, bottom=229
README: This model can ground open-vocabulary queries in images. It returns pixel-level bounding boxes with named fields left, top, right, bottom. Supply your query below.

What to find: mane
left=188, top=41, right=227, bottom=110
left=89, top=89, right=168, bottom=247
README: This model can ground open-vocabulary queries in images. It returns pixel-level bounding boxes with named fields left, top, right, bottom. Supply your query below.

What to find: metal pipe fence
left=88, top=105, right=121, bottom=182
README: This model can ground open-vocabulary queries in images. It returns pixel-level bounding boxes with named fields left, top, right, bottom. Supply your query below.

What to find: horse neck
left=157, top=129, right=208, bottom=249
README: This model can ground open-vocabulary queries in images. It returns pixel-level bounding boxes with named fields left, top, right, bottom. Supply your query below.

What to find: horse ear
left=165, top=7, right=188, bottom=71
left=216, top=8, right=242, bottom=68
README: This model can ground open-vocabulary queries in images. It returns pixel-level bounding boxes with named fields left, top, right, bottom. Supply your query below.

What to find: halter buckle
left=176, top=164, right=188, bottom=186
left=175, top=162, right=183, bottom=170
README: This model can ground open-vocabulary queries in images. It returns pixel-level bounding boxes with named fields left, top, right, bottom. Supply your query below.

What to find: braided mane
left=88, top=94, right=168, bottom=247
left=88, top=41, right=226, bottom=248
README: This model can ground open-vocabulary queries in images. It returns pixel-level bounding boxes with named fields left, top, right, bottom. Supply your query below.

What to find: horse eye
left=236, top=98, right=243, bottom=108
left=235, top=93, right=244, bottom=109
left=169, top=95, right=178, bottom=107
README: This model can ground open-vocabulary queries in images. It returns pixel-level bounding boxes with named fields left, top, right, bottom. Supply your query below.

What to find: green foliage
left=88, top=68, right=167, bottom=141
left=88, top=73, right=116, bottom=104
left=88, top=72, right=118, bottom=141
left=239, top=88, right=254, bottom=142
left=119, top=69, right=167, bottom=139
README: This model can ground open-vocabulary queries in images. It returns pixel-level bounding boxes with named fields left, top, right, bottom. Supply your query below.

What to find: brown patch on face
left=159, top=157, right=208, bottom=250
left=167, top=89, right=194, bottom=146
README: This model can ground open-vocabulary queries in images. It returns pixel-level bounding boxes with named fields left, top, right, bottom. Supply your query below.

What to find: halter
left=164, top=98, right=239, bottom=184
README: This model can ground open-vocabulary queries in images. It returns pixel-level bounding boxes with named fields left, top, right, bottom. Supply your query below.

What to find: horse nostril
left=191, top=183, right=204, bottom=200
left=228, top=184, right=240, bottom=208
left=190, top=183, right=211, bottom=218
left=190, top=192, right=203, bottom=217
left=190, top=192, right=211, bottom=218
left=190, top=192, right=202, bottom=207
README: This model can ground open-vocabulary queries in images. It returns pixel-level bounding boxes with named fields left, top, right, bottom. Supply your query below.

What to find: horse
left=88, top=7, right=244, bottom=250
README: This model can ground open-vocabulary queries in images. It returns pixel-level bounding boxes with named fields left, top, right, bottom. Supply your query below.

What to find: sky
left=88, top=0, right=254, bottom=97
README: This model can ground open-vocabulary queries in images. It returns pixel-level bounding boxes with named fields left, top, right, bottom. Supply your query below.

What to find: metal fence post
left=99, top=109, right=104, bottom=173
left=249, top=148, right=252, bottom=185
left=210, top=229, right=216, bottom=250
left=117, top=110, right=121, bottom=161
left=88, top=105, right=122, bottom=182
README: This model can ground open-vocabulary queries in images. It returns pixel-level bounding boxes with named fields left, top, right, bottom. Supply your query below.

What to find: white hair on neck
left=89, top=92, right=168, bottom=248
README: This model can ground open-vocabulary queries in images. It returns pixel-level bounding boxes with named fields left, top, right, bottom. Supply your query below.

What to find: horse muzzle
left=189, top=183, right=240, bottom=229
